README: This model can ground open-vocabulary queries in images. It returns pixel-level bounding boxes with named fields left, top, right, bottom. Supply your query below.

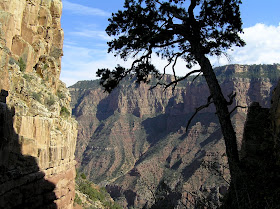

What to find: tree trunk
left=195, top=53, right=240, bottom=181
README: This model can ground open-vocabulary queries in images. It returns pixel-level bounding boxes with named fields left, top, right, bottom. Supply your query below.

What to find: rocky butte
left=70, top=64, right=280, bottom=208
left=0, top=0, right=77, bottom=208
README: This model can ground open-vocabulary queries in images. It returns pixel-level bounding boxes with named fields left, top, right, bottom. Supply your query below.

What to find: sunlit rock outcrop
left=0, top=0, right=77, bottom=208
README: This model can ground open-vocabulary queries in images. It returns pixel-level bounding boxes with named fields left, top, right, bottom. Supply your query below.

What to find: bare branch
left=163, top=69, right=201, bottom=90
left=131, top=49, right=153, bottom=69
left=149, top=69, right=201, bottom=91
left=132, top=49, right=142, bottom=58
left=192, top=71, right=202, bottom=82
left=227, top=91, right=237, bottom=105
left=149, top=81, right=165, bottom=90
left=186, top=95, right=213, bottom=132
left=228, top=105, right=247, bottom=116
left=171, top=53, right=183, bottom=90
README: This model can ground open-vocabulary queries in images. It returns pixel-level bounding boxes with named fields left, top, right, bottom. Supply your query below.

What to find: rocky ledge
left=0, top=0, right=77, bottom=208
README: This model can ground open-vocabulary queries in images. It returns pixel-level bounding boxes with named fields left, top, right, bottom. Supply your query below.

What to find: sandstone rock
left=0, top=0, right=77, bottom=208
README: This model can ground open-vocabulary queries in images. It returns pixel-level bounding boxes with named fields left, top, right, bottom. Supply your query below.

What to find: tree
left=97, top=0, right=245, bottom=196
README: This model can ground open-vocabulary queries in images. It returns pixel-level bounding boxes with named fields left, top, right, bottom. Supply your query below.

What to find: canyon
left=0, top=0, right=77, bottom=208
left=70, top=64, right=280, bottom=208
left=1, top=0, right=280, bottom=208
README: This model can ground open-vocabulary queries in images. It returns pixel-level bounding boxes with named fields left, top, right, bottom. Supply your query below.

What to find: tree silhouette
left=97, top=0, right=245, bottom=195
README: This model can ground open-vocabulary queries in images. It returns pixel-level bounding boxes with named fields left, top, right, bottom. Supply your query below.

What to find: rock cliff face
left=70, top=64, right=280, bottom=208
left=220, top=78, right=280, bottom=208
left=0, top=1, right=77, bottom=208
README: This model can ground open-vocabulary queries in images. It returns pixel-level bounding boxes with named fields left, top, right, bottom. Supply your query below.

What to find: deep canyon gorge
left=70, top=64, right=280, bottom=208
left=1, top=0, right=280, bottom=209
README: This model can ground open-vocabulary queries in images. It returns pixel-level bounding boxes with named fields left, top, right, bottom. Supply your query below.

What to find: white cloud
left=60, top=23, right=280, bottom=87
left=62, top=0, right=110, bottom=17
left=70, top=30, right=111, bottom=41
left=210, top=23, right=280, bottom=66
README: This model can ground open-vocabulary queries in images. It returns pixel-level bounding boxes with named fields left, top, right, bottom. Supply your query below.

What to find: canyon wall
left=0, top=0, right=77, bottom=208
left=70, top=64, right=280, bottom=208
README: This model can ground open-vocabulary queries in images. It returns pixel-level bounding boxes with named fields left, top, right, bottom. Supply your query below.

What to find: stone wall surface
left=0, top=0, right=77, bottom=208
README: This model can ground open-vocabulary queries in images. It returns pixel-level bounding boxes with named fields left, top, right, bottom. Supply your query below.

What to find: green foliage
left=75, top=172, right=122, bottom=209
left=60, top=106, right=70, bottom=117
left=81, top=173, right=87, bottom=179
left=18, top=57, right=26, bottom=72
left=57, top=91, right=66, bottom=99
left=45, top=95, right=56, bottom=107
left=23, top=74, right=33, bottom=82
left=97, top=0, right=245, bottom=92
left=32, top=91, right=42, bottom=103
left=78, top=181, right=106, bottom=202
left=43, top=63, right=49, bottom=70
left=74, top=194, right=82, bottom=205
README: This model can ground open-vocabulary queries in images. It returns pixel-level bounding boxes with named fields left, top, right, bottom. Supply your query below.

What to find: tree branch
left=227, top=91, right=237, bottom=105
left=192, top=71, right=202, bottom=82
left=164, top=69, right=201, bottom=90
left=130, top=49, right=153, bottom=69
left=188, top=0, right=198, bottom=20
left=186, top=95, right=213, bottom=132
left=227, top=105, right=247, bottom=116
left=149, top=69, right=201, bottom=91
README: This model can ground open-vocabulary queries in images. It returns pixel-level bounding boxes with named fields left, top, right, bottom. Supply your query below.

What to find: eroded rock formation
left=0, top=0, right=77, bottom=208
left=70, top=64, right=280, bottom=208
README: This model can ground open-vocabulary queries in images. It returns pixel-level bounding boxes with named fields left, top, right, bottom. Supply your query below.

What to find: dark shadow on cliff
left=96, top=88, right=120, bottom=121
left=0, top=90, right=58, bottom=209
left=135, top=110, right=219, bottom=168
left=142, top=181, right=181, bottom=209
left=142, top=108, right=218, bottom=146
left=220, top=103, right=280, bottom=209
left=181, top=150, right=206, bottom=181
left=106, top=184, right=137, bottom=208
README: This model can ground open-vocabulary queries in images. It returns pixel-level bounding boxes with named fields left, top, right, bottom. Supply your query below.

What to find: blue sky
left=60, top=0, right=280, bottom=86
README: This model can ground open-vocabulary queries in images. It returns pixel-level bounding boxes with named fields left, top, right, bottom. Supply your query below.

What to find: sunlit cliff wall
left=0, top=0, right=77, bottom=208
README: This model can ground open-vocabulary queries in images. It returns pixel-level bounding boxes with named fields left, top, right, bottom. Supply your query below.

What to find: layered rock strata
left=70, top=64, right=280, bottom=208
left=0, top=0, right=77, bottom=208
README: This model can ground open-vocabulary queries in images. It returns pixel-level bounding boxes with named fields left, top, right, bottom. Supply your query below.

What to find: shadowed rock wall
left=0, top=0, right=77, bottom=208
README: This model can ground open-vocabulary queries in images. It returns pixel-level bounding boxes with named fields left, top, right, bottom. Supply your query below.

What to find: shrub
left=43, top=63, right=49, bottom=70
left=32, top=91, right=42, bottom=103
left=81, top=173, right=87, bottom=179
left=76, top=172, right=122, bottom=209
left=18, top=57, right=26, bottom=72
left=23, top=74, right=32, bottom=82
left=74, top=194, right=82, bottom=205
left=46, top=95, right=55, bottom=106
left=57, top=91, right=66, bottom=99
left=60, top=106, right=70, bottom=117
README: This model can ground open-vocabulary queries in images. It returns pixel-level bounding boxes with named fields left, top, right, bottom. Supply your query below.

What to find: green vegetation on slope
left=75, top=171, right=122, bottom=209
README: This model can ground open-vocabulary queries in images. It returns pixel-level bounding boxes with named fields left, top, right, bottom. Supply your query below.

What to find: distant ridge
left=69, top=64, right=280, bottom=208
